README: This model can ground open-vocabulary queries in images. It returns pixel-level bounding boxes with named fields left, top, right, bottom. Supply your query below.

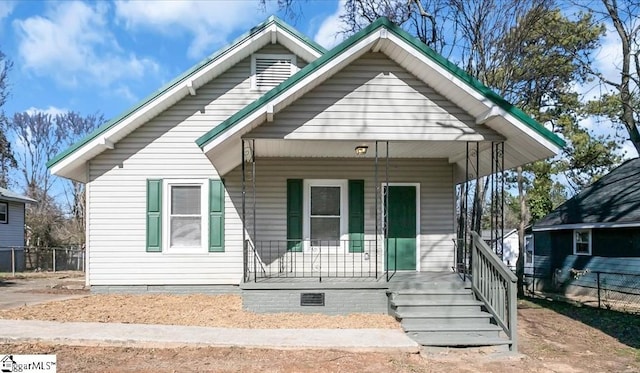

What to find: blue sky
left=0, top=0, right=345, bottom=120
left=0, top=0, right=634, bottom=172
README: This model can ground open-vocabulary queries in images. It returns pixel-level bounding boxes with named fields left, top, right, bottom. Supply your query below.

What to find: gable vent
left=252, top=54, right=297, bottom=90
left=300, top=292, right=325, bottom=306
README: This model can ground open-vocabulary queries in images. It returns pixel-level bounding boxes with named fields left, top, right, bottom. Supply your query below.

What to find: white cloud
left=314, top=0, right=348, bottom=49
left=0, top=1, right=15, bottom=21
left=114, top=0, right=277, bottom=59
left=25, top=106, right=68, bottom=116
left=14, top=1, right=159, bottom=87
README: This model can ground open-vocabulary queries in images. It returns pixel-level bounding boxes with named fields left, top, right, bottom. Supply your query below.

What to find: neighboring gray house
left=0, top=187, right=36, bottom=271
left=532, top=158, right=640, bottom=293
left=47, top=17, right=562, bottom=349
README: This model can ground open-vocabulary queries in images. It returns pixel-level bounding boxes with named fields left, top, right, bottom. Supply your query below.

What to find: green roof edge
left=46, top=15, right=326, bottom=169
left=197, top=17, right=565, bottom=149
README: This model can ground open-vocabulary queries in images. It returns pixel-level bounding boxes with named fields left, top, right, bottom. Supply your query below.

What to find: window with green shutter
left=287, top=179, right=303, bottom=251
left=146, top=179, right=163, bottom=252
left=348, top=180, right=365, bottom=253
left=209, top=179, right=225, bottom=252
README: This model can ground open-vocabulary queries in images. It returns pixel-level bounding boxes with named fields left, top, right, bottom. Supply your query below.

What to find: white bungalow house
left=48, top=17, right=562, bottom=349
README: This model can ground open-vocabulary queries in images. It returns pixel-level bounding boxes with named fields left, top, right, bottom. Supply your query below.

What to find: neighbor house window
left=573, top=229, right=592, bottom=255
left=0, top=202, right=7, bottom=224
left=251, top=53, right=298, bottom=90
left=304, top=180, right=348, bottom=246
left=165, top=180, right=207, bottom=252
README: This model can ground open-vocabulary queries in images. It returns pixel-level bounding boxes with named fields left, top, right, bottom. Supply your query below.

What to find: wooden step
left=390, top=289, right=474, bottom=301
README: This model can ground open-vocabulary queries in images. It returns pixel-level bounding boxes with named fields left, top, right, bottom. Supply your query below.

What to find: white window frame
left=573, top=229, right=592, bottom=256
left=250, top=53, right=298, bottom=91
left=302, top=179, right=348, bottom=250
left=163, top=179, right=209, bottom=254
left=0, top=202, right=7, bottom=224
left=524, top=234, right=534, bottom=275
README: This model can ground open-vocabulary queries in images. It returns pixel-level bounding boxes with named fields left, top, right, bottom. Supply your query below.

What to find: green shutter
left=349, top=180, right=365, bottom=253
left=287, top=179, right=303, bottom=252
left=209, top=179, right=225, bottom=252
left=146, top=179, right=162, bottom=252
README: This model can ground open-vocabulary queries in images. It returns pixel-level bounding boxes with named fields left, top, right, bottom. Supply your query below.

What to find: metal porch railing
left=245, top=239, right=381, bottom=282
left=470, top=231, right=518, bottom=352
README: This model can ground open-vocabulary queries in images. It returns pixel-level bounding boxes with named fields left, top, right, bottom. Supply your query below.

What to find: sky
left=0, top=0, right=634, bottom=185
left=0, top=0, right=346, bottom=120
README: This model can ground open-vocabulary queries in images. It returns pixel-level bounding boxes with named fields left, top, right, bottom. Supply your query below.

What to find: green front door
left=385, top=186, right=417, bottom=271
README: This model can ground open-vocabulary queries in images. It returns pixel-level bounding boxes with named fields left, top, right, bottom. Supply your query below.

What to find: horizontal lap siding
left=249, top=52, right=500, bottom=141
left=225, top=158, right=455, bottom=272
left=87, top=45, right=307, bottom=286
left=0, top=201, right=25, bottom=248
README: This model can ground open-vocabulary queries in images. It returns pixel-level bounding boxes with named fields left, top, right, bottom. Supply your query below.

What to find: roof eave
left=47, top=16, right=325, bottom=180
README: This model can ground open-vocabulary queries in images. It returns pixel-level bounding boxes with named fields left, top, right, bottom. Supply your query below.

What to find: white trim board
left=533, top=221, right=640, bottom=231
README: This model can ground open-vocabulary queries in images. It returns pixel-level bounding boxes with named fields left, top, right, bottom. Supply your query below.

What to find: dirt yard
left=0, top=293, right=398, bottom=328
left=2, top=299, right=639, bottom=373
left=1, top=273, right=638, bottom=372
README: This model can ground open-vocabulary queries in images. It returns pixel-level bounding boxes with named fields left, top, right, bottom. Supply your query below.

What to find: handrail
left=470, top=231, right=518, bottom=352
left=245, top=239, right=266, bottom=282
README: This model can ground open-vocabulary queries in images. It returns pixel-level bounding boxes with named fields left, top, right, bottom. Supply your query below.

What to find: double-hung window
left=304, top=180, right=348, bottom=247
left=165, top=180, right=207, bottom=252
left=573, top=229, right=592, bottom=256
left=0, top=202, right=7, bottom=224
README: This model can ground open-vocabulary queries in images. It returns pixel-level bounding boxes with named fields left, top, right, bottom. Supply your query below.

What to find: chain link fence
left=515, top=266, right=640, bottom=315
left=0, top=246, right=85, bottom=276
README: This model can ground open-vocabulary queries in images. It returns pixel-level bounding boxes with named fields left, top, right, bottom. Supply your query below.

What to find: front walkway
left=0, top=319, right=419, bottom=352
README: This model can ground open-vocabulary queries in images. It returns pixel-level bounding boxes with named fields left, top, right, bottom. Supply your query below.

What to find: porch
left=241, top=235, right=518, bottom=350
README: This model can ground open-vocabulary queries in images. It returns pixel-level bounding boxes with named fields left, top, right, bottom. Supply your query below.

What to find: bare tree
left=0, top=50, right=16, bottom=188
left=8, top=111, right=104, bottom=246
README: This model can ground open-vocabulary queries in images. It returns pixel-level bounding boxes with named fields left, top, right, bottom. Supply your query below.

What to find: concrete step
left=390, top=298, right=483, bottom=307
left=409, top=334, right=511, bottom=347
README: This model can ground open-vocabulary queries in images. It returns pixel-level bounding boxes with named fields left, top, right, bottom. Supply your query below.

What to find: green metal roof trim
left=197, top=17, right=565, bottom=149
left=46, top=16, right=326, bottom=169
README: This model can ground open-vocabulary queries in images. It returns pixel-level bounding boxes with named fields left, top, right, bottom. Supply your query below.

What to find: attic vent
left=300, top=292, right=325, bottom=306
left=252, top=53, right=297, bottom=90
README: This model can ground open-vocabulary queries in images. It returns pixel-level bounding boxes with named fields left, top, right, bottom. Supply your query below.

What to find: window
left=164, top=180, right=207, bottom=252
left=573, top=229, right=592, bottom=255
left=303, top=180, right=348, bottom=246
left=0, top=202, right=7, bottom=224
left=251, top=53, right=297, bottom=90
left=524, top=234, right=534, bottom=265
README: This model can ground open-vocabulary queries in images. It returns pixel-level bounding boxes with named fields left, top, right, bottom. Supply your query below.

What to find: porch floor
left=240, top=271, right=468, bottom=290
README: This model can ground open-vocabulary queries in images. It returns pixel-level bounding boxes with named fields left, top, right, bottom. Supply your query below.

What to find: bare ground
left=1, top=273, right=638, bottom=372
left=0, top=294, right=399, bottom=329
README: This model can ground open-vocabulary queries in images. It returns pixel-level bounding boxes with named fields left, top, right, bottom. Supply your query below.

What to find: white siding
left=225, top=158, right=455, bottom=272
left=0, top=201, right=25, bottom=248
left=249, top=52, right=502, bottom=141
left=87, top=44, right=307, bottom=286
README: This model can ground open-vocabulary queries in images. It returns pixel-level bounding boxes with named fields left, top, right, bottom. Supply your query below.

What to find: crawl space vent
left=300, top=292, right=325, bottom=306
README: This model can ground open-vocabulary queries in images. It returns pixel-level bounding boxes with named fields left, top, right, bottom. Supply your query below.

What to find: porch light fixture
left=355, top=146, right=368, bottom=156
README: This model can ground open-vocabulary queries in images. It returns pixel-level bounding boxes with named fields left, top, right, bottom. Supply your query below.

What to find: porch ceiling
left=211, top=138, right=528, bottom=183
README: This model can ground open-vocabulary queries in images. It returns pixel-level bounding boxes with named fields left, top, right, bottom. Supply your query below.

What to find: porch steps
left=389, top=287, right=511, bottom=348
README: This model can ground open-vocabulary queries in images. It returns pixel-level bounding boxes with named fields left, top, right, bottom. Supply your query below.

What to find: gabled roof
left=47, top=16, right=326, bottom=182
left=196, top=17, right=564, bottom=151
left=195, top=17, right=564, bottom=176
left=0, top=187, right=37, bottom=204
left=534, top=158, right=640, bottom=230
